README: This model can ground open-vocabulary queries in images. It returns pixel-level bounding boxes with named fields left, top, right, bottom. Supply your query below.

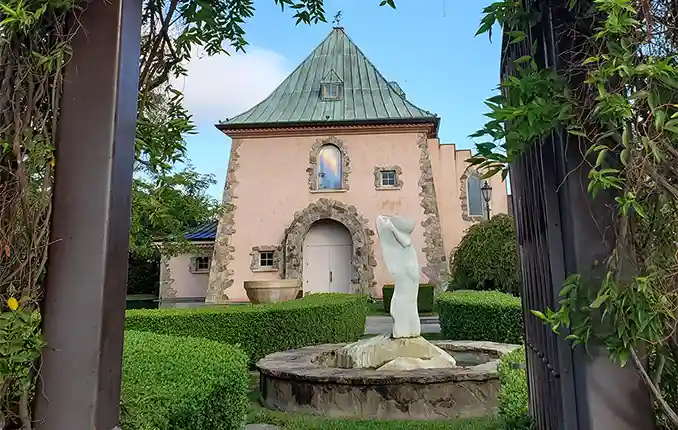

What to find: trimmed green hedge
left=125, top=293, right=367, bottom=367
left=498, top=347, right=531, bottom=429
left=121, top=331, right=249, bottom=430
left=449, top=214, right=521, bottom=296
left=382, top=284, right=435, bottom=313
left=436, top=291, right=523, bottom=343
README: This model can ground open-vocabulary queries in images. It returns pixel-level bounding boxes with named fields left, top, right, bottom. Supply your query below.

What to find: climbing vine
left=471, top=0, right=678, bottom=426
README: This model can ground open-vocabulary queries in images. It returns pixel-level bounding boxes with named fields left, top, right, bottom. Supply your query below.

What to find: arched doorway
left=303, top=220, right=353, bottom=294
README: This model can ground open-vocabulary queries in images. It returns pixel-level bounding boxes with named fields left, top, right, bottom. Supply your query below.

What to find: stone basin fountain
left=256, top=340, right=519, bottom=420
left=256, top=215, right=520, bottom=420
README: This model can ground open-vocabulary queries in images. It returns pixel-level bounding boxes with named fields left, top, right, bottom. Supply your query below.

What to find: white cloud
left=173, top=47, right=290, bottom=126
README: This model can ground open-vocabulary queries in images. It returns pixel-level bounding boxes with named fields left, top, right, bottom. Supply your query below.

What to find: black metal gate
left=501, top=1, right=579, bottom=429
left=501, top=1, right=658, bottom=429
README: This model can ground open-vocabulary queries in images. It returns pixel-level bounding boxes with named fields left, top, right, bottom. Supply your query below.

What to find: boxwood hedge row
left=436, top=290, right=523, bottom=344
left=498, top=347, right=531, bottom=429
left=121, top=331, right=249, bottom=430
left=382, top=284, right=435, bottom=313
left=125, top=293, right=367, bottom=367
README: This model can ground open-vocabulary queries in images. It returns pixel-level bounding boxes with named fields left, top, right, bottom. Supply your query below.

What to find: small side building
left=158, top=221, right=217, bottom=307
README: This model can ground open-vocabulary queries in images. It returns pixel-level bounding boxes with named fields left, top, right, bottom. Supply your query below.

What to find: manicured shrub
left=498, top=347, right=531, bottom=429
left=650, top=351, right=678, bottom=429
left=449, top=214, right=521, bottom=296
left=436, top=290, right=523, bottom=343
left=382, top=284, right=435, bottom=313
left=121, top=331, right=249, bottom=430
left=125, top=293, right=367, bottom=367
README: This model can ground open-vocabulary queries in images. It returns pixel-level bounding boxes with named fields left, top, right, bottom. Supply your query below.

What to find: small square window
left=260, top=251, right=275, bottom=268
left=195, top=256, right=210, bottom=272
left=381, top=170, right=397, bottom=187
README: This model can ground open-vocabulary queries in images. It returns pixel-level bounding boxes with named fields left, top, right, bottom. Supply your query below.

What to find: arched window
left=467, top=173, right=485, bottom=217
left=317, top=145, right=342, bottom=190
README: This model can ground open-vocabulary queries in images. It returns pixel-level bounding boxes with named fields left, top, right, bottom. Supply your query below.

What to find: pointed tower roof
left=217, top=27, right=439, bottom=136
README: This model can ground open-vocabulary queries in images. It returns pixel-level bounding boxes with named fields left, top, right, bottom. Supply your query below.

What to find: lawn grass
left=365, top=300, right=437, bottom=317
left=249, top=409, right=503, bottom=429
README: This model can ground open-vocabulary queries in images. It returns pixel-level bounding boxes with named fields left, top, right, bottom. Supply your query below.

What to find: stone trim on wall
left=280, top=198, right=377, bottom=293
left=373, top=165, right=404, bottom=190
left=206, top=139, right=242, bottom=304
left=459, top=168, right=485, bottom=222
left=306, top=136, right=351, bottom=192
left=159, top=255, right=177, bottom=299
left=250, top=245, right=280, bottom=272
left=416, top=133, right=448, bottom=293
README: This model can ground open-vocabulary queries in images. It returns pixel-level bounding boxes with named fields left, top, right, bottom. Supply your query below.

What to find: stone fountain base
left=324, top=333, right=457, bottom=370
left=256, top=340, right=519, bottom=420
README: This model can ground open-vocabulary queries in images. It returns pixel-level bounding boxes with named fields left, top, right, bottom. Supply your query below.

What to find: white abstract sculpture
left=376, top=215, right=421, bottom=338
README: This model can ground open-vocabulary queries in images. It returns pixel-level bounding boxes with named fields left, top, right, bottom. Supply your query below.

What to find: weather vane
left=333, top=10, right=342, bottom=27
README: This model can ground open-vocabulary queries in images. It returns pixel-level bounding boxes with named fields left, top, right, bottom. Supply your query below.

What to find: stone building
left=159, top=26, right=508, bottom=304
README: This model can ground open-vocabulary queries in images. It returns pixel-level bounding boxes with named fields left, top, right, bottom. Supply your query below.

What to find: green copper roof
left=218, top=27, right=438, bottom=130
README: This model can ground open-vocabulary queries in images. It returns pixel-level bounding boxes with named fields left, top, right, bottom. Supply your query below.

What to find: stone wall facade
left=159, top=255, right=177, bottom=299
left=206, top=139, right=242, bottom=303
left=416, top=133, right=448, bottom=292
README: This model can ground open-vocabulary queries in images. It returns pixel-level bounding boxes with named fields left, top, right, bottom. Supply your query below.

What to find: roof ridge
left=218, top=27, right=439, bottom=133
left=219, top=31, right=336, bottom=124
left=338, top=29, right=433, bottom=117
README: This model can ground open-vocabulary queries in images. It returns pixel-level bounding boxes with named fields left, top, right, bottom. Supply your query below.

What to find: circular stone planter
left=256, top=340, right=520, bottom=420
left=244, top=279, right=301, bottom=304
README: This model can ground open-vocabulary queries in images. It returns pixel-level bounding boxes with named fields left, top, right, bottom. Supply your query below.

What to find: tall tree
left=130, top=167, right=221, bottom=260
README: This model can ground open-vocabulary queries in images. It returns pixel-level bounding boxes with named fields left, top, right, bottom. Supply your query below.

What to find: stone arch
left=306, top=136, right=351, bottom=191
left=279, top=198, right=376, bottom=293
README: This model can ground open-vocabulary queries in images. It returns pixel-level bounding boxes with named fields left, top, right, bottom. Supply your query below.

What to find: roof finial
left=332, top=10, right=342, bottom=28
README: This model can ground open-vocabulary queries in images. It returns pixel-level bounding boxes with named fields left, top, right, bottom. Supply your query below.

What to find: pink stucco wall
left=431, top=140, right=509, bottom=260
left=205, top=128, right=509, bottom=302
left=159, top=251, right=211, bottom=300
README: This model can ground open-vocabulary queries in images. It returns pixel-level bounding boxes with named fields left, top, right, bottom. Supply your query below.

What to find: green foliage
left=471, top=0, right=678, bottom=423
left=125, top=293, right=367, bottom=367
left=449, top=214, right=520, bottom=296
left=130, top=166, right=221, bottom=259
left=127, top=253, right=160, bottom=295
left=382, top=284, right=435, bottom=313
left=498, top=347, right=531, bottom=429
left=121, top=331, right=249, bottom=430
left=0, top=299, right=45, bottom=428
left=436, top=291, right=523, bottom=344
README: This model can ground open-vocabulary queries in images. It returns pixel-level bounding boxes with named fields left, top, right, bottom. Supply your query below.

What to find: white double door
left=303, top=221, right=352, bottom=294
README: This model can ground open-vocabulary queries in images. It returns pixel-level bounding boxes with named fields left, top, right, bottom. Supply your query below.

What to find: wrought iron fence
left=501, top=1, right=579, bottom=428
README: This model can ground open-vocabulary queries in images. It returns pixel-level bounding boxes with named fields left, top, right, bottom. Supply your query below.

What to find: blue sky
left=177, top=0, right=502, bottom=198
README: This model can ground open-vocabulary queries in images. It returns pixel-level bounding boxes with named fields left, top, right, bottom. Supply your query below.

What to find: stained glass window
left=467, top=173, right=485, bottom=217
left=318, top=145, right=342, bottom=190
